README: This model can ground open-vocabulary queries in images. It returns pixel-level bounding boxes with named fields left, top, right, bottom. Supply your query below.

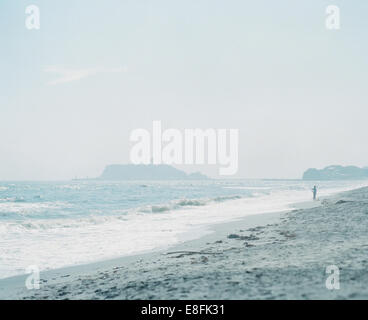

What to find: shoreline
left=0, top=207, right=289, bottom=299
left=1, top=180, right=365, bottom=282
left=1, top=186, right=367, bottom=299
left=0, top=192, right=323, bottom=283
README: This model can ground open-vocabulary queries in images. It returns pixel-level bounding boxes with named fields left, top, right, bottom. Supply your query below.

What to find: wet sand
left=2, top=187, right=368, bottom=300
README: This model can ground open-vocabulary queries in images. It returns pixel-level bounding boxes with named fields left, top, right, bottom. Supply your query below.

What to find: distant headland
left=95, top=164, right=209, bottom=180
left=303, top=165, right=368, bottom=180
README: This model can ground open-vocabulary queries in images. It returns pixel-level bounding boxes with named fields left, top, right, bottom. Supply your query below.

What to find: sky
left=1, top=0, right=368, bottom=180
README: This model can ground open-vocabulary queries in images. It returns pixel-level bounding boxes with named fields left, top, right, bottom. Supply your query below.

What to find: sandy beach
left=1, top=186, right=368, bottom=300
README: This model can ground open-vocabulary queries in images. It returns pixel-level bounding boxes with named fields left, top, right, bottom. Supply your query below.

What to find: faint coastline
left=73, top=164, right=209, bottom=181
left=303, top=165, right=368, bottom=180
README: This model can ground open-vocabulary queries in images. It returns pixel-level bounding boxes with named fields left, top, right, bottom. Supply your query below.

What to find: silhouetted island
left=303, top=165, right=368, bottom=180
left=98, top=164, right=209, bottom=180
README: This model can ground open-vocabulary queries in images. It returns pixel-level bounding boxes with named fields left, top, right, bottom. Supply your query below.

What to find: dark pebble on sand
left=244, top=242, right=255, bottom=247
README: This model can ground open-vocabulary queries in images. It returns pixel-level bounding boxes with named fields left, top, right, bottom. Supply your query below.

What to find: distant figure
left=312, top=185, right=317, bottom=200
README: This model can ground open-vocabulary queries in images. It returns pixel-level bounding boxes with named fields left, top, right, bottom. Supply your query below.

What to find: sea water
left=0, top=179, right=366, bottom=279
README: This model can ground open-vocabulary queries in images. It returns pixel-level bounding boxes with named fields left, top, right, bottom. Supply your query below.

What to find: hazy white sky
left=1, top=0, right=368, bottom=180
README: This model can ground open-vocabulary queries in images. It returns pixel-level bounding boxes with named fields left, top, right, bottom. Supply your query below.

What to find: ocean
left=0, top=179, right=366, bottom=279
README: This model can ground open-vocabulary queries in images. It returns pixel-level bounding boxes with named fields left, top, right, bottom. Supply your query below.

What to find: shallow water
left=0, top=179, right=366, bottom=279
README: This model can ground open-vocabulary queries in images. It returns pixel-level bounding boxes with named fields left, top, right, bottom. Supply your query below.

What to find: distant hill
left=303, top=165, right=368, bottom=180
left=98, top=164, right=209, bottom=180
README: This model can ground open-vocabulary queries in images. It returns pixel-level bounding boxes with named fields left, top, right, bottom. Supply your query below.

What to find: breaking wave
left=138, top=194, right=243, bottom=214
left=0, top=193, right=245, bottom=232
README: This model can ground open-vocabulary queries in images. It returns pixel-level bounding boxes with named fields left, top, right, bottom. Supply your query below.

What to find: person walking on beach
left=312, top=185, right=317, bottom=200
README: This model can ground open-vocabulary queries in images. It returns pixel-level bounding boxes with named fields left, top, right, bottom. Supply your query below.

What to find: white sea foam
left=0, top=180, right=367, bottom=279
left=0, top=201, right=71, bottom=215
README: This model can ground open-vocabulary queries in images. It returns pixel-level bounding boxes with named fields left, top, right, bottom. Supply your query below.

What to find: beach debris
left=247, top=226, right=264, bottom=232
left=228, top=233, right=260, bottom=241
left=190, top=256, right=209, bottom=264
left=321, top=199, right=330, bottom=206
left=166, top=250, right=222, bottom=258
left=244, top=242, right=255, bottom=247
left=279, top=230, right=296, bottom=239
left=243, top=235, right=260, bottom=241
left=335, top=200, right=353, bottom=205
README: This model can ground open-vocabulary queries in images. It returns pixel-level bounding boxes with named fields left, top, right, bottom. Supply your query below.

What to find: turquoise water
left=0, top=179, right=366, bottom=279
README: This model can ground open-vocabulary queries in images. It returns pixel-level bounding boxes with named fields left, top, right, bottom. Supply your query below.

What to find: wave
left=147, top=199, right=207, bottom=213
left=213, top=195, right=242, bottom=202
left=0, top=193, right=246, bottom=232
left=139, top=194, right=243, bottom=214
left=0, top=200, right=72, bottom=215
left=0, top=197, right=25, bottom=203
left=57, top=185, right=81, bottom=190
left=0, top=213, right=130, bottom=233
